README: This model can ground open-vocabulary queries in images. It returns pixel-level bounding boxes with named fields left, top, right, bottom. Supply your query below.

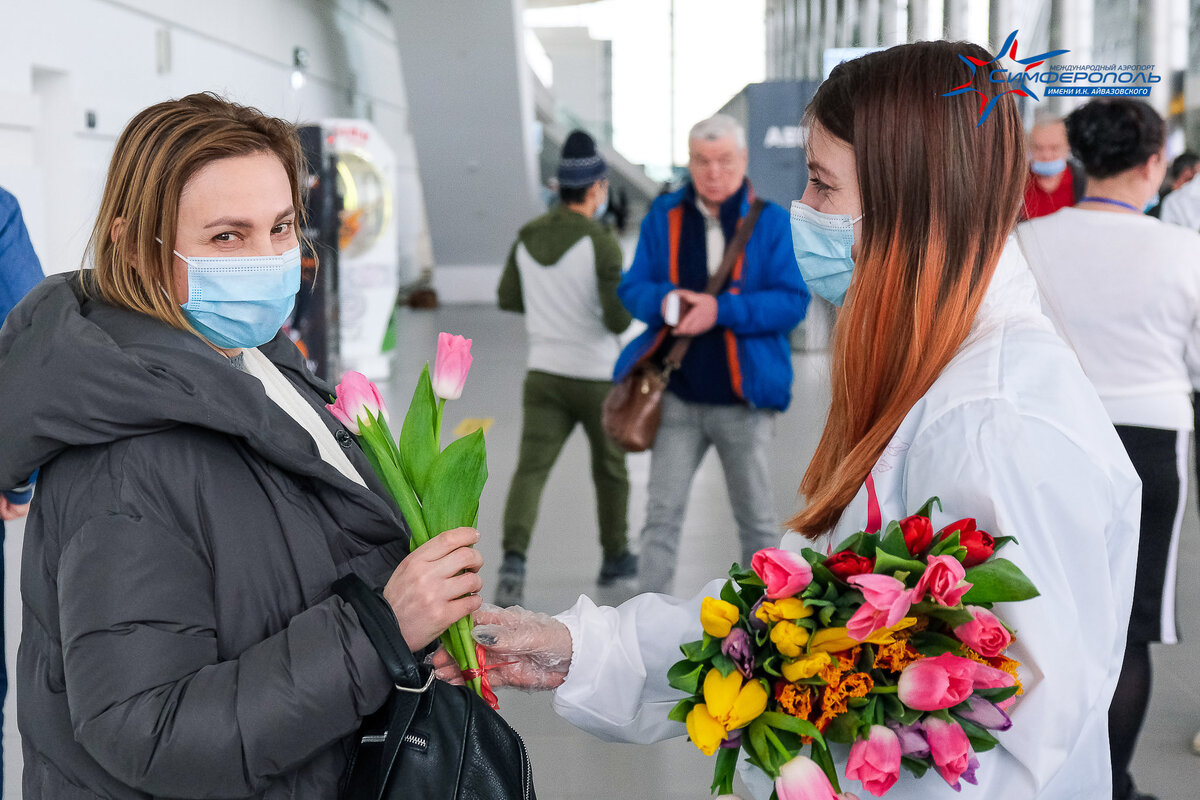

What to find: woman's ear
left=109, top=217, right=125, bottom=245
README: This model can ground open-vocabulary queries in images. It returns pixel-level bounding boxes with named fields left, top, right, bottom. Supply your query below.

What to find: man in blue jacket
left=0, top=185, right=43, bottom=789
left=616, top=115, right=809, bottom=594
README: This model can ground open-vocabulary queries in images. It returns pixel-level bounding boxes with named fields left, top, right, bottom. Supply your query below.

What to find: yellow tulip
left=700, top=597, right=741, bottom=638
left=755, top=597, right=813, bottom=624
left=703, top=668, right=768, bottom=730
left=770, top=620, right=810, bottom=658
left=809, top=617, right=919, bottom=654
left=782, top=651, right=832, bottom=682
left=685, top=703, right=727, bottom=756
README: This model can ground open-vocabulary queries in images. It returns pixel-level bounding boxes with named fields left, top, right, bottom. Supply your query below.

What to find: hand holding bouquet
left=668, top=497, right=1039, bottom=798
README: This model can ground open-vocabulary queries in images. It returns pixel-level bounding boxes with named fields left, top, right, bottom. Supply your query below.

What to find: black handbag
left=333, top=574, right=536, bottom=800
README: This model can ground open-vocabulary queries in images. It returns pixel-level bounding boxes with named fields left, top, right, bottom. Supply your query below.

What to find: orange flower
left=874, top=640, right=921, bottom=673
left=839, top=672, right=875, bottom=698
left=776, top=683, right=814, bottom=720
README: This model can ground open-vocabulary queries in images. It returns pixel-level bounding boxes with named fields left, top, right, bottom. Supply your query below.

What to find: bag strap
left=334, top=573, right=431, bottom=798
left=663, top=197, right=766, bottom=370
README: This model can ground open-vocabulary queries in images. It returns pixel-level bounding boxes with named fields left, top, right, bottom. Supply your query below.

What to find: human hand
left=465, top=604, right=572, bottom=691
left=428, top=645, right=465, bottom=685
left=382, top=527, right=483, bottom=651
left=0, top=497, right=30, bottom=522
left=673, top=290, right=718, bottom=335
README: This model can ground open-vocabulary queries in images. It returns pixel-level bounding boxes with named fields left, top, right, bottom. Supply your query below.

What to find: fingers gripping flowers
left=667, top=497, right=1039, bottom=798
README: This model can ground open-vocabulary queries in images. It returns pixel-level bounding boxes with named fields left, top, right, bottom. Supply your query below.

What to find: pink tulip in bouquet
left=667, top=497, right=1039, bottom=798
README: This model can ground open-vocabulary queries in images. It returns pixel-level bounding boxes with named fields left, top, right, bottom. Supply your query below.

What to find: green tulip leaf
left=758, top=711, right=825, bottom=746
left=929, top=531, right=964, bottom=558
left=873, top=550, right=927, bottom=577
left=914, top=496, right=942, bottom=519
left=721, top=580, right=749, bottom=615
left=667, top=660, right=704, bottom=695
left=710, top=653, right=737, bottom=678
left=420, top=428, right=487, bottom=536
left=878, top=522, right=911, bottom=560
left=399, top=364, right=440, bottom=496
left=711, top=747, right=738, bottom=795
left=667, top=696, right=696, bottom=723
left=962, top=558, right=1041, bottom=604
left=900, top=755, right=931, bottom=778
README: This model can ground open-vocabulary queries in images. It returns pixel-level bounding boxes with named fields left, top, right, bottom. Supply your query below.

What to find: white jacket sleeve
left=897, top=401, right=1139, bottom=800
left=551, top=582, right=723, bottom=743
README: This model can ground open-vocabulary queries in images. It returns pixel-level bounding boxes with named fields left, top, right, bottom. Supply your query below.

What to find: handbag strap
left=663, top=197, right=766, bottom=369
left=334, top=573, right=429, bottom=798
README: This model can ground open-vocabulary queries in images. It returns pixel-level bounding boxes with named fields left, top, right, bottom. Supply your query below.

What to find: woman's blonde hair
left=85, top=92, right=307, bottom=331
left=790, top=41, right=1027, bottom=538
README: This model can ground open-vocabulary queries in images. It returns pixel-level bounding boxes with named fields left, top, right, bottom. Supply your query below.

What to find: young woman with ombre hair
left=463, top=42, right=1141, bottom=800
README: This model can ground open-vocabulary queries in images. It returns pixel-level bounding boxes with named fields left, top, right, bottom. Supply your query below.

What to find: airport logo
left=946, top=30, right=1161, bottom=126
left=943, top=31, right=1069, bottom=126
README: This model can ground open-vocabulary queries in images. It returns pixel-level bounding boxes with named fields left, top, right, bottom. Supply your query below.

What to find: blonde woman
left=0, top=94, right=481, bottom=798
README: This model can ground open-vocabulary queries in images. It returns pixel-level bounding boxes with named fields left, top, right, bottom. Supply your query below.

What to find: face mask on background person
left=790, top=200, right=861, bottom=307
left=1030, top=158, right=1067, bottom=177
left=594, top=193, right=609, bottom=220
left=167, top=243, right=303, bottom=349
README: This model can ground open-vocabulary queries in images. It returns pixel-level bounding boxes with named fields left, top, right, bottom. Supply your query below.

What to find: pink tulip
left=912, top=555, right=971, bottom=607
left=846, top=573, right=914, bottom=640
left=431, top=332, right=473, bottom=400
left=327, top=371, right=389, bottom=435
left=845, top=725, right=902, bottom=797
left=752, top=548, right=813, bottom=599
left=776, top=754, right=840, bottom=800
left=897, top=653, right=978, bottom=710
left=971, top=662, right=1016, bottom=691
left=922, top=717, right=975, bottom=790
left=953, top=606, right=1012, bottom=657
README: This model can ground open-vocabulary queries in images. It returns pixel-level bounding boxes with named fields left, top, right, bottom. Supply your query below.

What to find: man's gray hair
left=688, top=114, right=746, bottom=151
left=1031, top=111, right=1065, bottom=130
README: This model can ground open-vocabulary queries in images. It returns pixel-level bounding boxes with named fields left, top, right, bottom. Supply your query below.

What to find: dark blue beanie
left=557, top=130, right=607, bottom=187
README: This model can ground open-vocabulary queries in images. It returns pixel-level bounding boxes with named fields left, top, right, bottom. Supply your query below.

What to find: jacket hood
left=0, top=273, right=399, bottom=531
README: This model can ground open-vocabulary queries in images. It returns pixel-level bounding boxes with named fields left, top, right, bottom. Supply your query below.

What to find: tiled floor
left=3, top=302, right=1197, bottom=798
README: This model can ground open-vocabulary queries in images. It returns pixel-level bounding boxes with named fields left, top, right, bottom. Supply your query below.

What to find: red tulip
left=899, top=515, right=933, bottom=556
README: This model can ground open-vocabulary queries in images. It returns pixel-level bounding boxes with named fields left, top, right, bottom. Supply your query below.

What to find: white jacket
left=551, top=243, right=1140, bottom=799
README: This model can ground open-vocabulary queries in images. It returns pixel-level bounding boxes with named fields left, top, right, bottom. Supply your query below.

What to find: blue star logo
left=943, top=31, right=1069, bottom=126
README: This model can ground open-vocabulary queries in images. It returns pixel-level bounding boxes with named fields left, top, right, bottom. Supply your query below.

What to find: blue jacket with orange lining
left=614, top=181, right=808, bottom=411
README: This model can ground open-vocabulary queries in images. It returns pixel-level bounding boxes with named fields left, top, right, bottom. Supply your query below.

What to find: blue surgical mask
left=1030, top=158, right=1066, bottom=177
left=172, top=244, right=302, bottom=349
left=790, top=201, right=861, bottom=307
left=594, top=194, right=609, bottom=220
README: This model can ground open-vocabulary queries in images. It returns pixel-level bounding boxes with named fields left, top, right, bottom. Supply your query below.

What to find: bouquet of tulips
left=667, top=497, right=1039, bottom=798
left=328, top=333, right=496, bottom=705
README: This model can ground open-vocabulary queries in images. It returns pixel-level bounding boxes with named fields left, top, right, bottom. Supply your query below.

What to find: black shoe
left=494, top=551, right=526, bottom=607
left=598, top=550, right=638, bottom=585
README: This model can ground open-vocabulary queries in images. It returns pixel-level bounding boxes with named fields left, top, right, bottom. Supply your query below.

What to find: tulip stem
left=435, top=398, right=446, bottom=445
left=871, top=685, right=899, bottom=694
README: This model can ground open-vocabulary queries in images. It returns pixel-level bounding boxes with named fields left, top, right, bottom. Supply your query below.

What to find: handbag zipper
left=511, top=726, right=532, bottom=800
left=359, top=732, right=426, bottom=750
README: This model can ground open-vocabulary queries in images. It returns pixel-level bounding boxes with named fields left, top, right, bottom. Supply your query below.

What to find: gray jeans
left=637, top=392, right=780, bottom=594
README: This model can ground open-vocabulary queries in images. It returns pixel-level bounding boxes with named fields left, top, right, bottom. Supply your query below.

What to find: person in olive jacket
left=0, top=93, right=483, bottom=799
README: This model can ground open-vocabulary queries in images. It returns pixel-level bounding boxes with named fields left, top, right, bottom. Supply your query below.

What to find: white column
left=860, top=0, right=881, bottom=46
left=908, top=0, right=931, bottom=41
left=943, top=0, right=970, bottom=40
left=1138, top=0, right=1170, bottom=115
left=880, top=0, right=904, bottom=45
left=840, top=0, right=859, bottom=47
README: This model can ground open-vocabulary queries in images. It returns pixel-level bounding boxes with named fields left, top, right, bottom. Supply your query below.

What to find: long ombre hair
left=84, top=92, right=308, bottom=332
left=790, top=41, right=1027, bottom=539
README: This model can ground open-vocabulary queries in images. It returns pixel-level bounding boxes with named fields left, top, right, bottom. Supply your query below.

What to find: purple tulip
left=721, top=627, right=756, bottom=677
left=956, top=695, right=1012, bottom=731
left=720, top=728, right=743, bottom=749
left=960, top=752, right=980, bottom=787
left=885, top=720, right=931, bottom=759
left=749, top=596, right=768, bottom=631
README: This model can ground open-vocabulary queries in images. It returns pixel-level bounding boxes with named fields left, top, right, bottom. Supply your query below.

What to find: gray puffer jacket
left=0, top=273, right=412, bottom=799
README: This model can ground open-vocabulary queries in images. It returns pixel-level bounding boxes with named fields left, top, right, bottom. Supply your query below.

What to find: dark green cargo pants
left=501, top=370, right=629, bottom=558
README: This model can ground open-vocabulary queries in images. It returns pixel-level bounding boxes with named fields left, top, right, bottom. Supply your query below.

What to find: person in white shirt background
left=1017, top=97, right=1200, bottom=800
left=445, top=40, right=1141, bottom=800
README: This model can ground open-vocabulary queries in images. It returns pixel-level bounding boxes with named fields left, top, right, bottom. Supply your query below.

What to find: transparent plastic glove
left=466, top=603, right=572, bottom=691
